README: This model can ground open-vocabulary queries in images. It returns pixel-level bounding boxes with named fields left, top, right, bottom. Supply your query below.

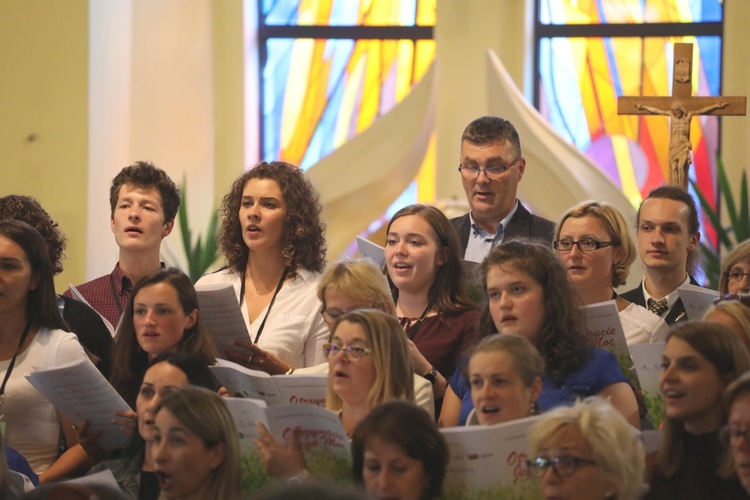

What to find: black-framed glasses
left=724, top=269, right=750, bottom=284
left=553, top=239, right=614, bottom=252
left=713, top=294, right=750, bottom=306
left=721, top=425, right=750, bottom=446
left=526, top=456, right=598, bottom=478
left=457, top=159, right=520, bottom=180
left=322, top=343, right=371, bottom=361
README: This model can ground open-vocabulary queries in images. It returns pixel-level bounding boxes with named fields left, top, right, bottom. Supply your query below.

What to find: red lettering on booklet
left=592, top=327, right=615, bottom=348
left=507, top=450, right=529, bottom=485
left=281, top=427, right=347, bottom=450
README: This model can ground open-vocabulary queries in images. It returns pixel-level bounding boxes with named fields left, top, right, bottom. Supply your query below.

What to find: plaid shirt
left=64, top=263, right=132, bottom=329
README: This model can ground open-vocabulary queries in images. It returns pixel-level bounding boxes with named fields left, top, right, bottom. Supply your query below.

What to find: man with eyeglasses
left=620, top=185, right=703, bottom=326
left=451, top=116, right=555, bottom=263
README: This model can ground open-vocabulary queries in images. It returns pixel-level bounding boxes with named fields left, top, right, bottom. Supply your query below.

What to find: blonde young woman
left=255, top=309, right=414, bottom=482
left=554, top=200, right=669, bottom=345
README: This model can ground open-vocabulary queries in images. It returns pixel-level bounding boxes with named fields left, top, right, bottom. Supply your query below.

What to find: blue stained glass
left=696, top=36, right=722, bottom=96
left=539, top=0, right=723, bottom=24
left=539, top=38, right=591, bottom=150
left=325, top=39, right=354, bottom=97
left=262, top=38, right=294, bottom=161
left=263, top=0, right=299, bottom=25
left=330, top=0, right=359, bottom=26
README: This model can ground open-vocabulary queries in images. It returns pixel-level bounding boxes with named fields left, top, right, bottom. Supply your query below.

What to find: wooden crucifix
left=618, top=43, right=746, bottom=189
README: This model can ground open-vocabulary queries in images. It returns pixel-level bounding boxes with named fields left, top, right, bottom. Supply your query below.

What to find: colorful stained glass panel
left=539, top=0, right=722, bottom=25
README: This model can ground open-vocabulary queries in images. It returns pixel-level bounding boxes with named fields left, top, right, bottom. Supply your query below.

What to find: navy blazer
left=450, top=201, right=556, bottom=257
left=620, top=276, right=701, bottom=326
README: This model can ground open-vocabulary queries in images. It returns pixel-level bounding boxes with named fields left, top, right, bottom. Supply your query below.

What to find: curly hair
left=111, top=268, right=217, bottom=407
left=528, top=397, right=646, bottom=500
left=217, top=162, right=326, bottom=278
left=555, top=200, right=636, bottom=287
left=0, top=195, right=67, bottom=276
left=109, top=161, right=180, bottom=223
left=478, top=240, right=589, bottom=382
left=460, top=116, right=522, bottom=158
left=385, top=204, right=476, bottom=314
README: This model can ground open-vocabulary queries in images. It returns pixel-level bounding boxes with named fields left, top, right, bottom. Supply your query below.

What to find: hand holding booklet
left=225, top=398, right=351, bottom=490
left=210, top=359, right=327, bottom=407
left=25, top=357, right=132, bottom=451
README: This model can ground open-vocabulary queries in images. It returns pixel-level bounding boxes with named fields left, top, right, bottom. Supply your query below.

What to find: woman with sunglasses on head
left=719, top=239, right=750, bottom=295
left=197, top=162, right=329, bottom=372
left=646, top=321, right=749, bottom=499
left=527, top=397, right=646, bottom=500
left=439, top=240, right=639, bottom=428
left=384, top=204, right=480, bottom=405
left=255, top=309, right=415, bottom=482
left=555, top=200, right=669, bottom=345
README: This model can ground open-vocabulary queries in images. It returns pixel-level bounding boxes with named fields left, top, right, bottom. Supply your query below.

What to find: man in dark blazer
left=450, top=116, right=555, bottom=262
left=620, top=185, right=702, bottom=326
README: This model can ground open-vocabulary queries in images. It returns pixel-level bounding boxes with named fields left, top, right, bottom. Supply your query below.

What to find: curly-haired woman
left=196, top=162, right=328, bottom=370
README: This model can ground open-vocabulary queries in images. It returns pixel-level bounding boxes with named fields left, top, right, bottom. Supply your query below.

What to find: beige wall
left=0, top=0, right=89, bottom=291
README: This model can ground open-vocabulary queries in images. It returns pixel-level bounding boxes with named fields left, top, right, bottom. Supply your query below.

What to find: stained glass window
left=535, top=0, right=723, bottom=245
left=259, top=0, right=436, bottom=178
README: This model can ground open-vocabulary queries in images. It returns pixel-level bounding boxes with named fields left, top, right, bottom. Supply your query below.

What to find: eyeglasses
left=725, top=269, right=750, bottom=284
left=322, top=343, right=371, bottom=361
left=526, top=456, right=598, bottom=478
left=457, top=159, right=520, bottom=180
left=721, top=425, right=750, bottom=446
left=553, top=239, right=614, bottom=252
left=712, top=294, right=750, bottom=307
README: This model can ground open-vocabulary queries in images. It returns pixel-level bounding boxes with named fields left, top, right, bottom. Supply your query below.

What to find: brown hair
left=109, top=161, right=180, bottom=223
left=719, top=239, right=750, bottom=294
left=657, top=321, right=750, bottom=477
left=460, top=116, right=522, bottom=158
left=111, top=268, right=217, bottom=407
left=217, top=162, right=326, bottom=278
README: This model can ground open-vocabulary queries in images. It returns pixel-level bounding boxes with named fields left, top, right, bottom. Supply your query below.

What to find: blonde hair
left=317, top=259, right=396, bottom=316
left=468, top=334, right=543, bottom=388
left=326, top=309, right=414, bottom=412
left=156, top=387, right=241, bottom=500
left=555, top=200, right=636, bottom=287
left=719, top=239, right=750, bottom=294
left=704, top=300, right=750, bottom=349
left=528, top=397, right=646, bottom=500
left=720, top=371, right=750, bottom=478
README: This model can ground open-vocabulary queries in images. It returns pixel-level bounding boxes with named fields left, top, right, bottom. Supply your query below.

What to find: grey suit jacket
left=450, top=201, right=556, bottom=257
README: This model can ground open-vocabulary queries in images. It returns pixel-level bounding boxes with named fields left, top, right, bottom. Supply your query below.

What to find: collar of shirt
left=642, top=273, right=691, bottom=314
left=464, top=201, right=519, bottom=264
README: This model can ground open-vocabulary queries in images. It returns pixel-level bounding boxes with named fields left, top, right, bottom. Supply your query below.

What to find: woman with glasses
left=439, top=240, right=639, bottom=428
left=254, top=309, right=414, bottom=482
left=720, top=371, right=750, bottom=495
left=526, top=397, right=645, bottom=500
left=384, top=204, right=480, bottom=405
left=197, top=162, right=328, bottom=372
left=646, top=321, right=749, bottom=499
left=719, top=239, right=750, bottom=295
left=554, top=201, right=669, bottom=345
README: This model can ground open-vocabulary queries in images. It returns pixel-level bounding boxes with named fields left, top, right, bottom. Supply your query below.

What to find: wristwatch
left=423, top=367, right=437, bottom=384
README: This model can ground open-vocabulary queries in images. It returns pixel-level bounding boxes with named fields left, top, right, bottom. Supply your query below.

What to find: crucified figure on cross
left=635, top=100, right=728, bottom=188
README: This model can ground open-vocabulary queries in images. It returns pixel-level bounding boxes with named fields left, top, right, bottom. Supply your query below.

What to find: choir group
left=2, top=116, right=750, bottom=499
